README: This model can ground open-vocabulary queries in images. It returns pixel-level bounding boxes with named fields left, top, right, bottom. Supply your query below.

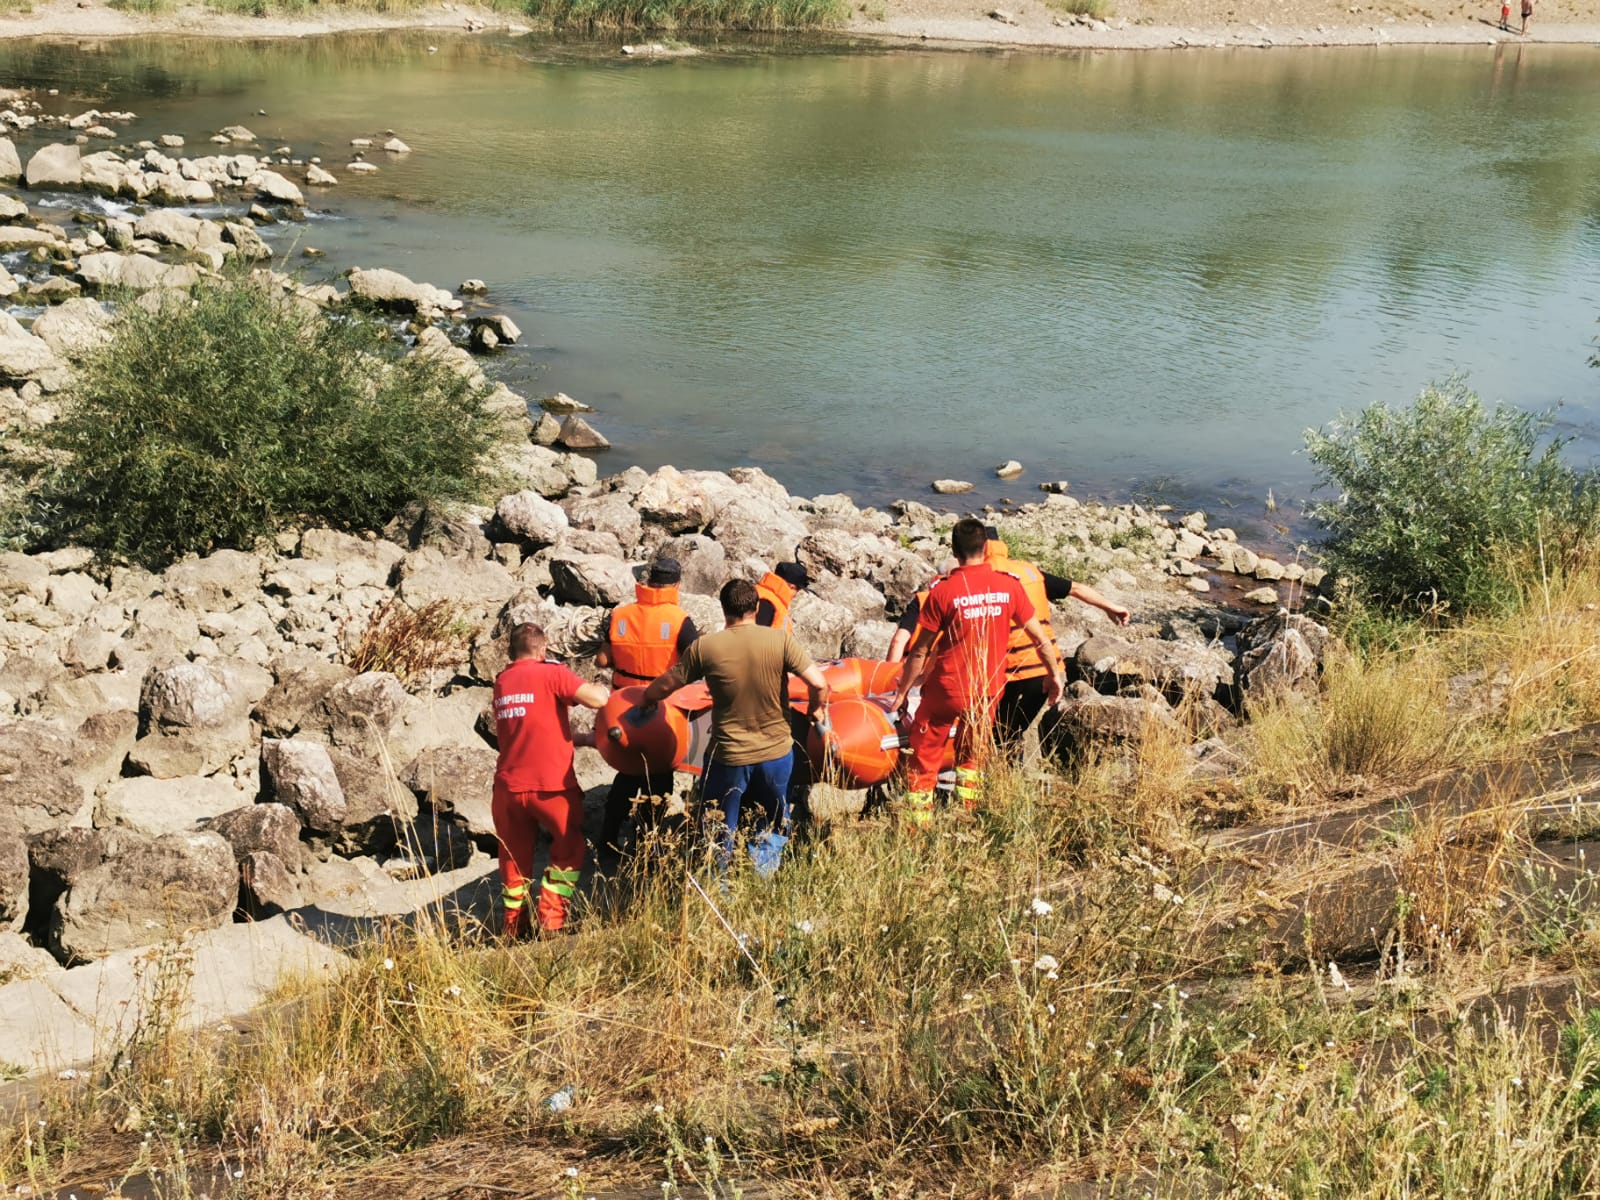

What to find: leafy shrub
left=24, top=277, right=499, bottom=568
left=1304, top=379, right=1600, bottom=616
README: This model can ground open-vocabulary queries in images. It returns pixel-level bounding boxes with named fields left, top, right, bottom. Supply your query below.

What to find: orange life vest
left=607, top=583, right=688, bottom=687
left=755, top=572, right=797, bottom=632
left=984, top=543, right=1056, bottom=682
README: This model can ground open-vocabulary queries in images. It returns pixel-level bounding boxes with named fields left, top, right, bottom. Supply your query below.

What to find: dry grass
left=342, top=597, right=472, bottom=686
left=12, top=557, right=1600, bottom=1196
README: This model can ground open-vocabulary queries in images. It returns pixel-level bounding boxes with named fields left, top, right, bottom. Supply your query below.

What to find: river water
left=2, top=33, right=1598, bottom=532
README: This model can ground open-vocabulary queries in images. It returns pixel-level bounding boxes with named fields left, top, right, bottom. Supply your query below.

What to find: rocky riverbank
left=0, top=91, right=1343, bottom=1077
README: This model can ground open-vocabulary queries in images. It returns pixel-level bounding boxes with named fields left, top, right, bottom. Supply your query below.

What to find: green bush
left=1304, top=379, right=1600, bottom=617
left=24, top=278, right=499, bottom=568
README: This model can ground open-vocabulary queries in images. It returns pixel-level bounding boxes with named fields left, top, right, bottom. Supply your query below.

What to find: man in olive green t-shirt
left=639, top=578, right=831, bottom=873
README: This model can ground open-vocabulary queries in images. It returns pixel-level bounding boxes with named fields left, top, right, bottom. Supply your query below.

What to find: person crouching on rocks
left=492, top=622, right=609, bottom=937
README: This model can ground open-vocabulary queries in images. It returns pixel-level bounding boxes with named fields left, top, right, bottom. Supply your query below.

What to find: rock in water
left=557, top=415, right=610, bottom=451
left=252, top=169, right=304, bottom=206
left=218, top=124, right=256, bottom=142
left=931, top=479, right=974, bottom=495
left=383, top=137, right=412, bottom=154
left=460, top=278, right=488, bottom=295
left=305, top=163, right=338, bottom=187
left=996, top=460, right=1024, bottom=479
left=24, top=143, right=81, bottom=188
left=1242, top=586, right=1281, bottom=606
left=0, top=137, right=21, bottom=183
left=540, top=392, right=593, bottom=414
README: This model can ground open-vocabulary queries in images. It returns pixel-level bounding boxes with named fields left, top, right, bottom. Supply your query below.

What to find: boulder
left=218, top=124, right=256, bottom=142
left=324, top=746, right=417, bottom=856
left=252, top=169, right=304, bottom=206
left=809, top=575, right=889, bottom=622
left=495, top=489, right=570, bottom=546
left=932, top=479, right=973, bottom=495
left=253, top=656, right=355, bottom=737
left=0, top=721, right=90, bottom=836
left=385, top=500, right=494, bottom=557
left=842, top=619, right=897, bottom=660
left=346, top=266, right=456, bottom=314
left=788, top=591, right=856, bottom=660
left=140, top=661, right=249, bottom=731
left=657, top=534, right=726, bottom=595
left=24, top=143, right=81, bottom=188
left=1052, top=691, right=1179, bottom=761
left=27, top=827, right=107, bottom=930
left=556, top=414, right=610, bottom=451
left=222, top=221, right=270, bottom=260
left=1242, top=586, right=1280, bottom=606
left=396, top=548, right=516, bottom=609
left=0, top=137, right=20, bottom=183
left=471, top=313, right=518, bottom=344
left=0, top=315, right=62, bottom=384
left=708, top=493, right=809, bottom=564
left=0, top=226, right=60, bottom=251
left=531, top=411, right=561, bottom=446
left=133, top=209, right=223, bottom=251
left=240, top=849, right=301, bottom=916
left=400, top=745, right=497, bottom=838
left=0, top=931, right=58, bottom=981
left=1075, top=634, right=1234, bottom=702
left=52, top=830, right=237, bottom=963
left=635, top=465, right=716, bottom=533
left=305, top=164, right=337, bottom=186
left=29, top=298, right=112, bottom=360
left=1236, top=611, right=1331, bottom=697
left=549, top=551, right=637, bottom=607
left=77, top=252, right=198, bottom=293
left=562, top=491, right=642, bottom=550
left=95, top=775, right=247, bottom=837
left=205, top=802, right=302, bottom=865
left=161, top=549, right=265, bottom=612
left=0, top=823, right=27, bottom=932
left=317, top=671, right=413, bottom=751
left=260, top=737, right=347, bottom=832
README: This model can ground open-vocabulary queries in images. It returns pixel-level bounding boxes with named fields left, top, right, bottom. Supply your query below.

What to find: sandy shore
left=0, top=0, right=1593, bottom=50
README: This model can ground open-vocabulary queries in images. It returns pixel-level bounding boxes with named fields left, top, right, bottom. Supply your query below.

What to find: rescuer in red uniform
left=492, top=622, right=609, bottom=936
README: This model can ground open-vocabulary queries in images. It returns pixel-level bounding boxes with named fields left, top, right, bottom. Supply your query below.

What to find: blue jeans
left=700, top=753, right=794, bottom=876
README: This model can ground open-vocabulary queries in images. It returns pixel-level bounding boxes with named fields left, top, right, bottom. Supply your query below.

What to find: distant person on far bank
left=492, top=623, right=609, bottom=938
left=637, top=578, right=832, bottom=875
left=1499, top=0, right=1511, bottom=28
left=1521, top=0, right=1532, bottom=33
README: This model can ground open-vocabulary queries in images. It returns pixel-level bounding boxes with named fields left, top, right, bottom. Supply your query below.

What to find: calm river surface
left=3, top=34, right=1598, bottom=527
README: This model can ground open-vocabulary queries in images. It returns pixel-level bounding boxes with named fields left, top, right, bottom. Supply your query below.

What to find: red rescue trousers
left=904, top=687, right=998, bottom=793
left=492, top=781, right=586, bottom=933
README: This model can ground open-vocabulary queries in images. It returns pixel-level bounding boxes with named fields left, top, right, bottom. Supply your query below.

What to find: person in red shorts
left=890, top=518, right=1064, bottom=826
left=492, top=622, right=609, bottom=937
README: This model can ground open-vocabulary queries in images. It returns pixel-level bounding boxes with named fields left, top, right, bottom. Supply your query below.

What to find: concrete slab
left=0, top=977, right=97, bottom=1075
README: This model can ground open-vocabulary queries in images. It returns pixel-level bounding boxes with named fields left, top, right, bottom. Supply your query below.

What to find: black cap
left=648, top=557, right=682, bottom=586
left=774, top=561, right=809, bottom=590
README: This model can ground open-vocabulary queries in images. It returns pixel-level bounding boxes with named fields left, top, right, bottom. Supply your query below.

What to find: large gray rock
left=1075, top=634, right=1234, bottom=702
left=396, top=548, right=516, bottom=609
left=133, top=209, right=224, bottom=251
left=556, top=414, right=610, bottom=451
left=0, top=931, right=57, bottom=981
left=563, top=491, right=642, bottom=550
left=161, top=549, right=265, bottom=613
left=842, top=619, right=898, bottom=660
left=1052, top=690, right=1179, bottom=761
left=1236, top=611, right=1331, bottom=697
left=810, top=575, right=889, bottom=622
left=324, top=746, right=417, bottom=857
left=789, top=591, right=856, bottom=660
left=0, top=137, right=21, bottom=183
left=400, top=745, right=497, bottom=838
left=260, top=737, right=346, bottom=832
left=0, top=227, right=60, bottom=251
left=0, top=313, right=62, bottom=384
left=634, top=465, right=716, bottom=533
left=77, top=252, right=198, bottom=293
left=206, top=803, right=302, bottom=865
left=657, top=533, right=726, bottom=595
left=549, top=551, right=637, bottom=607
left=317, top=671, right=413, bottom=751
left=240, top=850, right=301, bottom=916
left=95, top=775, right=247, bottom=837
left=252, top=169, right=304, bottom=206
left=24, top=143, right=81, bottom=188
left=495, top=489, right=569, bottom=546
left=0, top=822, right=27, bottom=932
left=29, top=298, right=112, bottom=361
left=254, top=656, right=356, bottom=737
left=52, top=830, right=237, bottom=963
left=140, top=661, right=248, bottom=731
left=0, top=722, right=90, bottom=836
left=346, top=266, right=456, bottom=314
left=709, top=493, right=809, bottom=564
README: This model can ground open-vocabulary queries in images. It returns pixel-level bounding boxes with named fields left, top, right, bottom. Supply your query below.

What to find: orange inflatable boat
left=594, top=656, right=954, bottom=790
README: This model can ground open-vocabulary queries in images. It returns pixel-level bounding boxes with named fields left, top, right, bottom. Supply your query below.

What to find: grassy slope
left=7, top=559, right=1600, bottom=1196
